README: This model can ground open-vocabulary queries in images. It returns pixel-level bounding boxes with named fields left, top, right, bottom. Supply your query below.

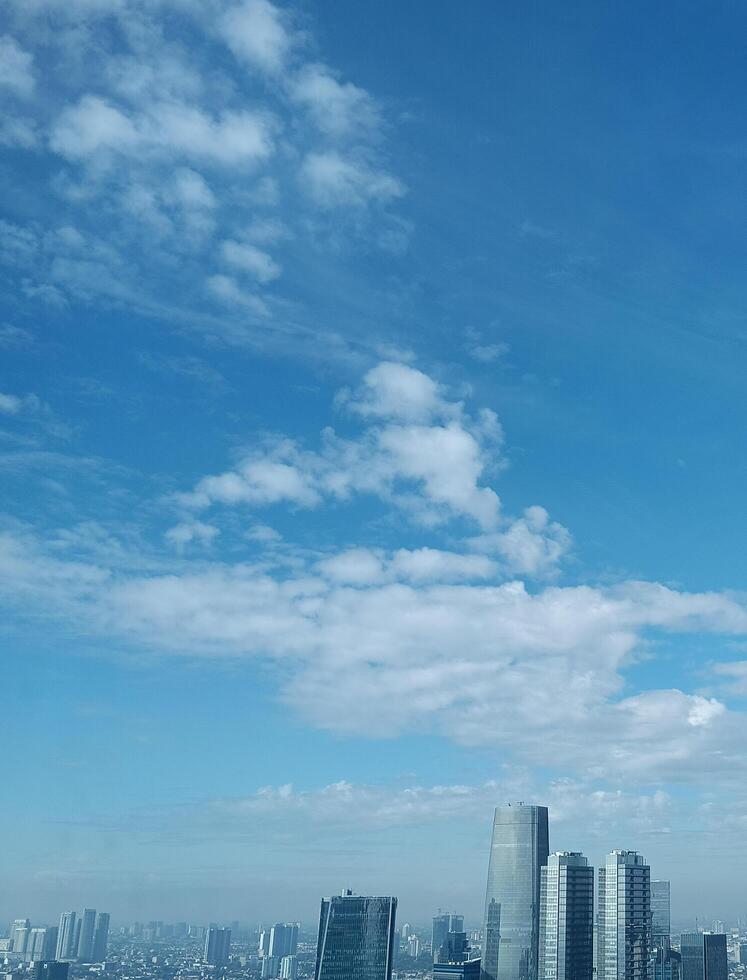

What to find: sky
left=2, top=0, right=747, bottom=930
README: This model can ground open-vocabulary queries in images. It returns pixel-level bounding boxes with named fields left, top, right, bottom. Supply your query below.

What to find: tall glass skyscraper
left=314, top=891, right=397, bottom=980
left=77, top=910, right=96, bottom=962
left=204, top=927, right=232, bottom=966
left=651, top=883, right=671, bottom=948
left=597, top=851, right=650, bottom=980
left=680, top=934, right=727, bottom=980
left=482, top=803, right=550, bottom=980
left=538, top=852, right=594, bottom=980
left=56, top=913, right=77, bottom=960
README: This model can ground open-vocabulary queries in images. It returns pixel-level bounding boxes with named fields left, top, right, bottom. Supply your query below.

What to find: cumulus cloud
left=0, top=36, right=35, bottom=97
left=221, top=240, right=281, bottom=283
left=290, top=64, right=380, bottom=138
left=219, top=0, right=293, bottom=75
left=51, top=96, right=275, bottom=166
left=300, top=151, right=404, bottom=208
left=164, top=521, right=219, bottom=553
left=177, top=362, right=508, bottom=531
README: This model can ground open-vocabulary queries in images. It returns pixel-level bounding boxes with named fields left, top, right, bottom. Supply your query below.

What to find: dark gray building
left=597, top=850, right=650, bottom=980
left=204, top=926, right=231, bottom=966
left=92, top=914, right=110, bottom=963
left=434, top=960, right=482, bottom=980
left=680, top=934, right=727, bottom=980
left=314, top=891, right=397, bottom=980
left=651, top=883, right=670, bottom=948
left=538, top=852, right=593, bottom=980
left=77, top=910, right=96, bottom=963
left=482, top=802, right=550, bottom=980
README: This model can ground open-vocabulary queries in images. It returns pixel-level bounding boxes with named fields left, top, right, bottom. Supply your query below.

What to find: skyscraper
left=435, top=962, right=482, bottom=980
left=597, top=851, right=650, bottom=980
left=10, top=920, right=30, bottom=958
left=434, top=915, right=452, bottom=965
left=680, top=934, right=727, bottom=980
left=56, top=915, right=77, bottom=961
left=28, top=928, right=58, bottom=963
left=434, top=915, right=467, bottom=965
left=92, top=914, right=110, bottom=962
left=77, top=910, right=96, bottom=962
left=651, top=883, right=671, bottom=948
left=538, top=852, right=594, bottom=980
left=314, top=891, right=397, bottom=980
left=32, top=963, right=70, bottom=980
left=204, top=927, right=231, bottom=966
left=482, top=802, right=550, bottom=980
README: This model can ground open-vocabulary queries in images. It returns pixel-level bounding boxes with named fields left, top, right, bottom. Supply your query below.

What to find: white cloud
left=290, top=63, right=380, bottom=138
left=343, top=361, right=455, bottom=423
left=470, top=506, right=572, bottom=576
left=177, top=362, right=511, bottom=532
left=221, top=240, right=281, bottom=283
left=0, top=36, right=35, bottom=97
left=219, top=0, right=293, bottom=75
left=712, top=659, right=747, bottom=695
left=164, top=521, right=219, bottom=553
left=206, top=274, right=269, bottom=316
left=0, top=392, right=23, bottom=414
left=51, top=96, right=275, bottom=166
left=300, top=151, right=404, bottom=208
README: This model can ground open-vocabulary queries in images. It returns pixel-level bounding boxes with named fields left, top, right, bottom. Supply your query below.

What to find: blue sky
left=2, top=0, right=747, bottom=928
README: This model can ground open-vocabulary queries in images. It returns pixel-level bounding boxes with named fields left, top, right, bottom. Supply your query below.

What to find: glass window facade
left=597, top=851, right=650, bottom=980
left=538, top=852, right=593, bottom=980
left=314, top=894, right=397, bottom=980
left=482, top=803, right=550, bottom=980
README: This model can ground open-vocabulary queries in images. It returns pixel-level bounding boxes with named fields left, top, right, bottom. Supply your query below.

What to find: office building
left=435, top=961, right=482, bottom=980
left=314, top=890, right=397, bottom=980
left=681, top=934, right=727, bottom=980
left=538, top=852, right=594, bottom=980
left=739, top=944, right=747, bottom=967
left=269, top=924, right=299, bottom=958
left=651, top=883, right=671, bottom=948
left=653, top=946, right=680, bottom=980
left=92, top=914, right=110, bottom=962
left=279, top=956, right=298, bottom=980
left=77, top=910, right=96, bottom=962
left=204, top=927, right=231, bottom=966
left=10, top=921, right=30, bottom=959
left=27, top=929, right=58, bottom=963
left=482, top=802, right=550, bottom=980
left=434, top=915, right=467, bottom=965
left=32, top=963, right=69, bottom=980
left=597, top=851, right=650, bottom=980
left=56, top=915, right=77, bottom=961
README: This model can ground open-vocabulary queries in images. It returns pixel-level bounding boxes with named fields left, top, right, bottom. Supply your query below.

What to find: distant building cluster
left=3, top=803, right=745, bottom=980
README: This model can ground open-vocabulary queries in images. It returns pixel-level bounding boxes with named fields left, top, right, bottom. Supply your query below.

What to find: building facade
left=596, top=851, right=650, bottom=980
left=651, top=883, right=671, bottom=948
left=204, top=927, right=231, bottom=966
left=55, top=914, right=77, bottom=961
left=538, top=852, right=593, bottom=980
left=314, top=891, right=397, bottom=980
left=482, top=803, right=550, bottom=980
left=681, top=934, right=727, bottom=980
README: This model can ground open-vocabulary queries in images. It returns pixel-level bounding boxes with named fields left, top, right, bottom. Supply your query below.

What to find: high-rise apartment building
left=92, top=913, right=110, bottom=962
left=434, top=914, right=467, bottom=965
left=680, top=934, right=727, bottom=980
left=279, top=956, right=298, bottom=980
left=204, top=927, right=231, bottom=966
left=597, top=851, right=650, bottom=980
left=77, top=910, right=96, bottom=962
left=10, top=920, right=30, bottom=958
left=56, top=914, right=77, bottom=961
left=27, top=928, right=58, bottom=963
left=651, top=883, right=671, bottom=948
left=538, top=852, right=594, bottom=980
left=482, top=802, right=550, bottom=980
left=314, top=891, right=397, bottom=980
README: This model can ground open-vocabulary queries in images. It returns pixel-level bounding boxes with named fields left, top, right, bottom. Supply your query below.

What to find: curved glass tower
left=482, top=803, right=549, bottom=980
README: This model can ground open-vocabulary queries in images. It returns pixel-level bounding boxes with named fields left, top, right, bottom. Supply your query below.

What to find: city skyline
left=3, top=0, right=747, bottom=927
